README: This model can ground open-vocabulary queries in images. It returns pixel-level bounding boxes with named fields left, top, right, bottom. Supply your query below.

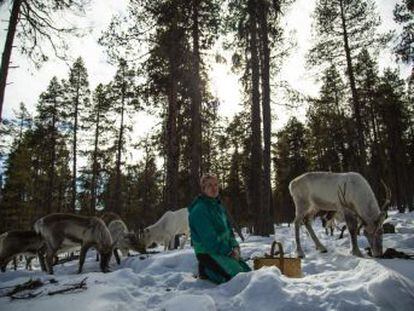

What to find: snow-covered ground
left=1, top=210, right=414, bottom=310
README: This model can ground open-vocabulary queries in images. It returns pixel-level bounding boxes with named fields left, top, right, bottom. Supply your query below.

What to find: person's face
left=203, top=177, right=219, bottom=198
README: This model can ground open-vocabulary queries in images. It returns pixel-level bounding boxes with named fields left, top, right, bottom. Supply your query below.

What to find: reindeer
left=142, top=208, right=189, bottom=251
left=0, top=230, right=46, bottom=272
left=289, top=172, right=390, bottom=258
left=107, top=219, right=146, bottom=264
left=34, top=213, right=114, bottom=274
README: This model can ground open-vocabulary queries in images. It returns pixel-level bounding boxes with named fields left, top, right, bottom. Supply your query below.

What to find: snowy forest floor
left=1, top=210, right=414, bottom=310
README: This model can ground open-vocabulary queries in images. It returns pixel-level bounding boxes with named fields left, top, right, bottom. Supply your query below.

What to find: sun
left=209, top=62, right=243, bottom=118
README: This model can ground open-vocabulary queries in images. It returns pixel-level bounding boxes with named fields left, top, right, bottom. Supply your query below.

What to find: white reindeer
left=289, top=172, right=390, bottom=258
left=142, top=208, right=189, bottom=251
left=34, top=213, right=114, bottom=274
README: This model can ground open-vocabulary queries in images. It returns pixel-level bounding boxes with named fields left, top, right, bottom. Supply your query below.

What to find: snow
left=1, top=210, right=414, bottom=310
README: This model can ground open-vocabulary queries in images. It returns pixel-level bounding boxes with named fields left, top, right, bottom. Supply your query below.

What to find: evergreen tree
left=308, top=0, right=391, bottom=171
left=108, top=59, right=139, bottom=215
left=36, top=76, right=67, bottom=214
left=393, top=0, right=414, bottom=64
left=79, top=83, right=112, bottom=215
left=63, top=57, right=90, bottom=212
left=307, top=64, right=352, bottom=172
left=376, top=69, right=411, bottom=212
left=273, top=117, right=309, bottom=223
left=0, top=0, right=88, bottom=120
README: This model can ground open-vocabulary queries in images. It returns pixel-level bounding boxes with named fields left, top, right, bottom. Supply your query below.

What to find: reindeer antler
left=380, top=179, right=391, bottom=211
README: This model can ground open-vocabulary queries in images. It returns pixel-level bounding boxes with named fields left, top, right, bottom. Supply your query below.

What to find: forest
left=0, top=0, right=413, bottom=237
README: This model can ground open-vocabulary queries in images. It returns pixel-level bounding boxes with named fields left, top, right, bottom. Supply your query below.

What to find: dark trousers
left=196, top=253, right=232, bottom=281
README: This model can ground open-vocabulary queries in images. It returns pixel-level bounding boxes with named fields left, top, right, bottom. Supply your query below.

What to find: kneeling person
left=188, top=173, right=251, bottom=284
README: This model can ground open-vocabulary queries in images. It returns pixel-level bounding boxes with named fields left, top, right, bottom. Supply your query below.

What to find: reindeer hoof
left=297, top=251, right=305, bottom=258
left=352, top=250, right=364, bottom=257
left=320, top=249, right=328, bottom=253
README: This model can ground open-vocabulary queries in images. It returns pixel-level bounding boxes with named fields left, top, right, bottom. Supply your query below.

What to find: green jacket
left=188, top=195, right=251, bottom=283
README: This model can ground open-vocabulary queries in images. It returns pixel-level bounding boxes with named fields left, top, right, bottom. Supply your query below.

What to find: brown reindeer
left=0, top=230, right=46, bottom=272
left=34, top=213, right=114, bottom=274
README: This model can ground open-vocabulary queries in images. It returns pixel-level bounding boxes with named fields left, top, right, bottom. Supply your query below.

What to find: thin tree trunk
left=71, top=75, right=80, bottom=212
left=47, top=102, right=57, bottom=214
left=90, top=104, right=101, bottom=215
left=0, top=0, right=22, bottom=121
left=258, top=0, right=273, bottom=235
left=190, top=0, right=202, bottom=199
left=165, top=53, right=179, bottom=211
left=339, top=0, right=366, bottom=171
left=114, top=82, right=125, bottom=215
left=248, top=0, right=263, bottom=234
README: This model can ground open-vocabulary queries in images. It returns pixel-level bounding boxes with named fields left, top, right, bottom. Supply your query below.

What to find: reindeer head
left=363, top=211, right=387, bottom=257
left=338, top=181, right=390, bottom=258
left=125, top=232, right=147, bottom=254
left=142, top=228, right=152, bottom=247
left=98, top=242, right=115, bottom=273
left=363, top=180, right=391, bottom=257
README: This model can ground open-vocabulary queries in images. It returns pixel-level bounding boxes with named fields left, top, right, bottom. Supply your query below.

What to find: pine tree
left=307, top=64, right=352, bottom=172
left=108, top=59, right=138, bottom=215
left=273, top=117, right=309, bottom=223
left=79, top=83, right=112, bottom=215
left=0, top=0, right=88, bottom=120
left=63, top=57, right=90, bottom=212
left=393, top=0, right=414, bottom=64
left=376, top=69, right=411, bottom=212
left=36, top=76, right=67, bottom=214
left=308, top=0, right=391, bottom=171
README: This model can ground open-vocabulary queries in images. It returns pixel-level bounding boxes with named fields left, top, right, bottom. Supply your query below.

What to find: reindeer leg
left=294, top=217, right=305, bottom=258
left=114, top=248, right=121, bottom=265
left=339, top=225, right=346, bottom=239
left=45, top=251, right=55, bottom=274
left=78, top=244, right=91, bottom=274
left=344, top=212, right=363, bottom=257
left=304, top=220, right=327, bottom=253
left=180, top=234, right=188, bottom=249
left=0, top=258, right=8, bottom=272
left=37, top=252, right=46, bottom=272
left=26, top=256, right=34, bottom=270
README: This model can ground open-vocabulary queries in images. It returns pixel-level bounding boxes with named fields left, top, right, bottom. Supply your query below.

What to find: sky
left=0, top=0, right=410, bottom=139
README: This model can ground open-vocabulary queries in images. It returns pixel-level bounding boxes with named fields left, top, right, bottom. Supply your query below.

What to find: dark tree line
left=0, top=0, right=413, bottom=235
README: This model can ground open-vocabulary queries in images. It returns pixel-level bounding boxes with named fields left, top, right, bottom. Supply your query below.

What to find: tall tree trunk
left=258, top=0, right=273, bottom=235
left=339, top=0, right=366, bottom=172
left=71, top=76, right=80, bottom=212
left=248, top=0, right=263, bottom=234
left=114, top=82, right=125, bottom=215
left=165, top=53, right=179, bottom=211
left=0, top=0, right=22, bottom=121
left=47, top=102, right=57, bottom=214
left=190, top=0, right=202, bottom=199
left=90, top=107, right=101, bottom=215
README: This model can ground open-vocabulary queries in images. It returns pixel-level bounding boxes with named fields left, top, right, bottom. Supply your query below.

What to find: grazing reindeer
left=107, top=219, right=146, bottom=264
left=34, top=213, right=114, bottom=274
left=100, top=212, right=122, bottom=225
left=0, top=230, right=46, bottom=272
left=143, top=208, right=189, bottom=251
left=289, top=172, right=390, bottom=258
